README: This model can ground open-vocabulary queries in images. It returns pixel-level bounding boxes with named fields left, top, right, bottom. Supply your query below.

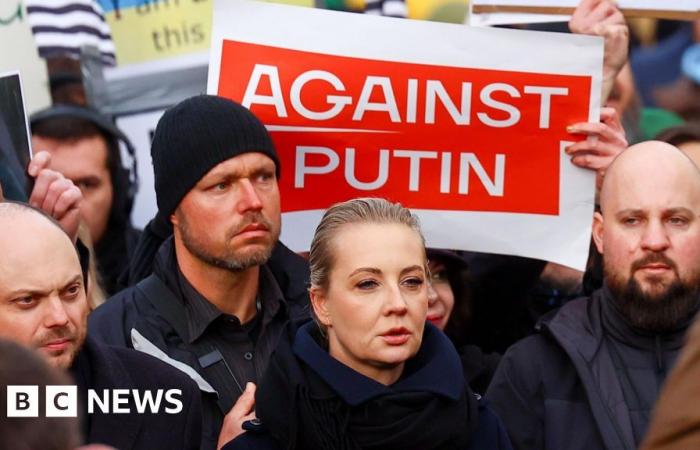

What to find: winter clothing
left=487, top=286, right=693, bottom=450
left=124, top=95, right=282, bottom=286
left=71, top=337, right=202, bottom=449
left=224, top=321, right=513, bottom=450
left=458, top=344, right=501, bottom=395
left=88, top=237, right=309, bottom=450
left=640, top=313, right=700, bottom=450
left=150, top=95, right=279, bottom=218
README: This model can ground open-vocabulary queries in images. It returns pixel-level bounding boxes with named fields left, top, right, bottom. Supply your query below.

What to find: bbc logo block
left=6, top=385, right=77, bottom=417
left=7, top=386, right=38, bottom=417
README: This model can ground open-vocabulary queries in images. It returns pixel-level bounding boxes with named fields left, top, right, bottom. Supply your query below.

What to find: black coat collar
left=292, top=322, right=463, bottom=406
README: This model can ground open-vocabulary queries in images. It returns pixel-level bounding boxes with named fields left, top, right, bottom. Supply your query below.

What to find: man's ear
left=310, top=287, right=332, bottom=327
left=592, top=211, right=605, bottom=255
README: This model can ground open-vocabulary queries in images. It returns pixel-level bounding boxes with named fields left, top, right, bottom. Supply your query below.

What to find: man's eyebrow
left=3, top=274, right=82, bottom=299
left=4, top=287, right=48, bottom=299
left=663, top=207, right=695, bottom=216
left=615, top=209, right=645, bottom=218
left=61, top=274, right=83, bottom=289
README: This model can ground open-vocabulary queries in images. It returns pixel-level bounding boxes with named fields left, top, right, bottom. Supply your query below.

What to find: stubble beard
left=178, top=213, right=279, bottom=272
left=34, top=325, right=85, bottom=369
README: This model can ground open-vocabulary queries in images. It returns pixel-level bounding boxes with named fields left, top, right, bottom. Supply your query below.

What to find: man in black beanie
left=88, top=95, right=310, bottom=450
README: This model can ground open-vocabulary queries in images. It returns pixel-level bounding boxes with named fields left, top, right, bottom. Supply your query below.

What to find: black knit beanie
left=151, top=95, right=280, bottom=217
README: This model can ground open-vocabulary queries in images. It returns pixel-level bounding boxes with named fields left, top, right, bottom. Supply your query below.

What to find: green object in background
left=324, top=0, right=353, bottom=10
left=640, top=107, right=685, bottom=141
left=0, top=3, right=22, bottom=26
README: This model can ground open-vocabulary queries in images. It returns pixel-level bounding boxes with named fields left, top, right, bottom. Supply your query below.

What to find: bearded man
left=487, top=141, right=700, bottom=450
left=88, top=96, right=309, bottom=450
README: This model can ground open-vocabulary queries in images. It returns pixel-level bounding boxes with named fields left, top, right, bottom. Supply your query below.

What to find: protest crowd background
left=3, top=0, right=700, bottom=449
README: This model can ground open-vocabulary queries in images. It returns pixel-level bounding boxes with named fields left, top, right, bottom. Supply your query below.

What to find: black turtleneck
left=600, top=286, right=694, bottom=446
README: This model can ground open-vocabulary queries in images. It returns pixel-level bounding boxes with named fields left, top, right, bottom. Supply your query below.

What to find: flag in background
left=25, top=0, right=116, bottom=65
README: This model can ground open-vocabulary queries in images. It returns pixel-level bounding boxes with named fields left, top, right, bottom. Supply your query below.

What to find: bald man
left=487, top=141, right=700, bottom=450
left=0, top=202, right=202, bottom=449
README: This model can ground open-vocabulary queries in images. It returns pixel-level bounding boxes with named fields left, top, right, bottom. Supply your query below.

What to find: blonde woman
left=222, top=198, right=512, bottom=450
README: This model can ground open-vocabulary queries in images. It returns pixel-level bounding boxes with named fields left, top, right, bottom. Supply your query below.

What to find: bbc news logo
left=6, top=386, right=183, bottom=417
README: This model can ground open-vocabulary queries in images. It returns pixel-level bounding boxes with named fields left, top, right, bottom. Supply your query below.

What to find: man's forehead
left=203, top=152, right=276, bottom=176
left=601, top=142, right=700, bottom=212
left=0, top=209, right=76, bottom=260
left=0, top=243, right=82, bottom=299
left=604, top=171, right=700, bottom=212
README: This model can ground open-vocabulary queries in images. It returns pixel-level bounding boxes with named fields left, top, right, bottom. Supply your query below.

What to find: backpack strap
left=134, top=274, right=239, bottom=414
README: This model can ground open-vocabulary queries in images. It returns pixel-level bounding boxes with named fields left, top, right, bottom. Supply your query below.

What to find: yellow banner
left=105, top=0, right=313, bottom=66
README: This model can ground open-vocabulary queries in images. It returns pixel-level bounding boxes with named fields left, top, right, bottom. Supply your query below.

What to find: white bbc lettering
left=46, top=385, right=77, bottom=417
left=7, top=386, right=38, bottom=417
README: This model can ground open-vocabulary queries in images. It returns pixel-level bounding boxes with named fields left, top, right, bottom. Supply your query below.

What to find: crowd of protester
left=3, top=0, right=700, bottom=449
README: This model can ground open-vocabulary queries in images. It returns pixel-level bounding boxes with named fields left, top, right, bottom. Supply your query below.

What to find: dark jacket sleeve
left=181, top=373, right=204, bottom=450
left=88, top=288, right=137, bottom=348
left=458, top=344, right=501, bottom=395
left=221, top=432, right=282, bottom=450
left=486, top=337, right=546, bottom=450
left=468, top=399, right=514, bottom=450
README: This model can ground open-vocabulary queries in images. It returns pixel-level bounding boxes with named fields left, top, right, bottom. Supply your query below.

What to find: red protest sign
left=208, top=0, right=602, bottom=269
left=217, top=40, right=591, bottom=216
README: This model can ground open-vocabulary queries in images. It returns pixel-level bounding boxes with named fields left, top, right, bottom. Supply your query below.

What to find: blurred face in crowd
left=172, top=152, right=281, bottom=272
left=0, top=207, right=88, bottom=369
left=311, top=222, right=429, bottom=385
left=426, top=260, right=454, bottom=330
left=593, top=141, right=700, bottom=331
left=32, top=134, right=113, bottom=243
left=605, top=63, right=636, bottom=117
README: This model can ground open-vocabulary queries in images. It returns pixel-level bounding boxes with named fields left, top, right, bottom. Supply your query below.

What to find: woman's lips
left=380, top=328, right=411, bottom=345
left=426, top=315, right=443, bottom=327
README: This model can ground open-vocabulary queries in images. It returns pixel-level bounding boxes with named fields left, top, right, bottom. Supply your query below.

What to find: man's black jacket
left=88, top=238, right=310, bottom=450
left=76, top=337, right=202, bottom=449
left=486, top=288, right=689, bottom=450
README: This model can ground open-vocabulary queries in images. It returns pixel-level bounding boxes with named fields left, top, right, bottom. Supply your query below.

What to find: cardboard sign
left=470, top=0, right=700, bottom=26
left=208, top=0, right=602, bottom=269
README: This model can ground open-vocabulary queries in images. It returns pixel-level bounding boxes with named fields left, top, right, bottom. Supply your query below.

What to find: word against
left=243, top=64, right=567, bottom=129
left=6, top=386, right=183, bottom=417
